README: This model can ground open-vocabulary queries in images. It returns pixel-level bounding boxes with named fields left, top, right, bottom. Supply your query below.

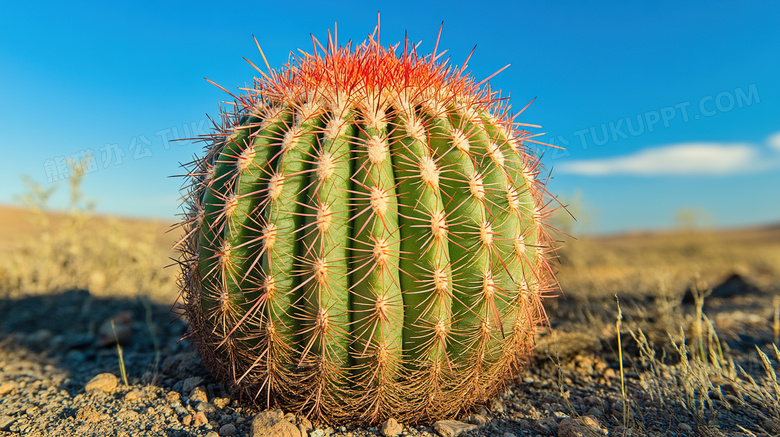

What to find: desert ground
left=1, top=200, right=779, bottom=437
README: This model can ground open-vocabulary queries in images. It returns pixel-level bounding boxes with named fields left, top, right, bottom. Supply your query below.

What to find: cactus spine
left=177, top=24, right=556, bottom=424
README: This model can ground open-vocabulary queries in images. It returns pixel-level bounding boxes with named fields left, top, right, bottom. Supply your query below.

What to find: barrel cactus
left=176, top=24, right=557, bottom=424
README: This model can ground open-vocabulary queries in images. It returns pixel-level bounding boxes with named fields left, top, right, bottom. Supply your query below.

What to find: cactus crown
left=177, top=23, right=557, bottom=425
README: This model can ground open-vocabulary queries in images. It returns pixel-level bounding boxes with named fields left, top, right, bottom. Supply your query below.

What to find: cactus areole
left=177, top=23, right=557, bottom=424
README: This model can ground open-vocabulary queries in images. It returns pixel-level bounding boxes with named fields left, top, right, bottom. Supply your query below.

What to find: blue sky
left=1, top=1, right=778, bottom=234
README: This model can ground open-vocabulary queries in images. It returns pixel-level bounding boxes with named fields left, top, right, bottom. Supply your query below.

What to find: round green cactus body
left=178, top=26, right=556, bottom=424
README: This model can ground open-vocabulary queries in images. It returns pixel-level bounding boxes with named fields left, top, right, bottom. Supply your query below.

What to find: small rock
left=182, top=415, right=193, bottom=426
left=175, top=405, right=188, bottom=416
left=182, top=377, right=205, bottom=395
left=252, top=409, right=301, bottom=437
left=65, top=333, right=95, bottom=349
left=466, top=413, right=488, bottom=427
left=504, top=433, right=517, bottom=437
left=558, top=416, right=602, bottom=437
left=193, top=411, right=209, bottom=427
left=65, top=350, right=86, bottom=362
left=197, top=402, right=217, bottom=414
left=678, top=423, right=693, bottom=432
left=0, top=415, right=17, bottom=431
left=582, top=416, right=601, bottom=427
left=125, top=390, right=143, bottom=402
left=583, top=396, right=605, bottom=410
left=117, top=410, right=140, bottom=421
left=433, top=420, right=477, bottom=437
left=205, top=432, right=219, bottom=437
left=298, top=416, right=313, bottom=432
left=190, top=386, right=209, bottom=403
left=490, top=398, right=505, bottom=414
left=162, top=352, right=202, bottom=378
left=381, top=417, right=403, bottom=436
left=298, top=424, right=310, bottom=437
left=25, top=329, right=53, bottom=346
left=166, top=391, right=182, bottom=404
left=309, top=430, right=325, bottom=437
left=213, top=397, right=231, bottom=409
left=0, top=382, right=15, bottom=396
left=220, top=423, right=238, bottom=435
left=85, top=373, right=118, bottom=393
left=586, top=407, right=605, bottom=421
left=536, top=417, right=558, bottom=434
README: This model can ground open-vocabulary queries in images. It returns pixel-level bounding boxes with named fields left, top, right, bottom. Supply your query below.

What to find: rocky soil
left=2, top=275, right=779, bottom=437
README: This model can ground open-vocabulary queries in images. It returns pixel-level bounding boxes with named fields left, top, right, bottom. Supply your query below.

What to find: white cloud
left=768, top=131, right=780, bottom=152
left=558, top=142, right=764, bottom=176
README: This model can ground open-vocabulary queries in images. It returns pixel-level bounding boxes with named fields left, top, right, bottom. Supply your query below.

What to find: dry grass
left=547, top=222, right=780, bottom=435
left=556, top=226, right=780, bottom=300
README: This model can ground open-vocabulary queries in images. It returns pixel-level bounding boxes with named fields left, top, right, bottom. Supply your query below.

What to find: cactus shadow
left=0, top=288, right=208, bottom=397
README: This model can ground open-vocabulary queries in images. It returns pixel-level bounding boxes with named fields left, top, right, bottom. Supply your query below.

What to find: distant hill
left=0, top=205, right=178, bottom=252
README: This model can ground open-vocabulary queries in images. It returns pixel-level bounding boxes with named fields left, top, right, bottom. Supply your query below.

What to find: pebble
left=252, top=409, right=301, bottom=437
left=587, top=407, right=605, bottom=421
left=117, top=410, right=140, bottom=421
left=678, top=423, right=693, bottom=432
left=124, top=390, right=142, bottom=401
left=466, top=413, right=488, bottom=427
left=219, top=423, right=237, bottom=435
left=193, top=411, right=208, bottom=427
left=166, top=391, right=181, bottom=404
left=65, top=350, right=86, bottom=362
left=197, top=402, right=217, bottom=414
left=0, top=415, right=17, bottom=431
left=162, top=352, right=202, bottom=378
left=0, top=382, right=15, bottom=396
left=381, top=417, right=403, bottom=436
left=432, top=420, right=477, bottom=437
left=85, top=373, right=118, bottom=393
left=535, top=417, right=558, bottom=434
left=205, top=432, right=219, bottom=437
left=190, top=386, right=209, bottom=403
left=65, top=333, right=95, bottom=349
left=298, top=416, right=313, bottom=432
left=558, top=416, right=603, bottom=437
left=213, top=397, right=230, bottom=409
left=182, top=376, right=204, bottom=395
left=490, top=398, right=506, bottom=414
left=26, top=329, right=53, bottom=346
